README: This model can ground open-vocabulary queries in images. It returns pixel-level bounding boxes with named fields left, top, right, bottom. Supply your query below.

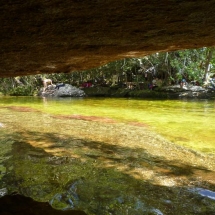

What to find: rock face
left=1, top=0, right=215, bottom=77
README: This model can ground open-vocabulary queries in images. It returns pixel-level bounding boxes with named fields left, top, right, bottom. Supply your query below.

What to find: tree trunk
left=204, top=48, right=214, bottom=81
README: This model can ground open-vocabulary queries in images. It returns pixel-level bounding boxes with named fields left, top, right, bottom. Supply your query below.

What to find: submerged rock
left=189, top=188, right=215, bottom=201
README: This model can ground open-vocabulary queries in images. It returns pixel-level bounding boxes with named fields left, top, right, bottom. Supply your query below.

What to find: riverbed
left=0, top=96, right=215, bottom=214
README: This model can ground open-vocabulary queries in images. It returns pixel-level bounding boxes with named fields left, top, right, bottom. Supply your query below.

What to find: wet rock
left=50, top=179, right=83, bottom=211
left=189, top=187, right=215, bottom=201
left=54, top=84, right=86, bottom=97
left=40, top=84, right=85, bottom=97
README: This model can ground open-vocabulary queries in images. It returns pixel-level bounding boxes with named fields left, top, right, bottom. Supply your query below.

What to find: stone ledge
left=1, top=0, right=215, bottom=77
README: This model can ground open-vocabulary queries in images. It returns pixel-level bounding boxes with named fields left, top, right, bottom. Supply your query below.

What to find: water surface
left=0, top=96, right=215, bottom=215
left=1, top=96, right=214, bottom=154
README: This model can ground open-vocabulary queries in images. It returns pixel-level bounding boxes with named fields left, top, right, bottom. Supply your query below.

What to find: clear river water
left=0, top=96, right=215, bottom=215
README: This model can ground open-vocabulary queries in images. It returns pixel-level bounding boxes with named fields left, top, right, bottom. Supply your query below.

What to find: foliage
left=0, top=76, right=37, bottom=96
left=76, top=47, right=215, bottom=86
left=8, top=85, right=34, bottom=96
left=0, top=47, right=215, bottom=96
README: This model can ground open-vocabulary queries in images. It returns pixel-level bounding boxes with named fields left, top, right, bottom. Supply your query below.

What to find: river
left=0, top=96, right=215, bottom=214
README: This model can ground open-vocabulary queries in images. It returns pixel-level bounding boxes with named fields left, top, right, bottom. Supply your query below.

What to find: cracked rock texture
left=1, top=0, right=215, bottom=77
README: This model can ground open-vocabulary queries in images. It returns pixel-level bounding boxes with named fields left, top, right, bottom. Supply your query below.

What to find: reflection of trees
left=2, top=129, right=215, bottom=215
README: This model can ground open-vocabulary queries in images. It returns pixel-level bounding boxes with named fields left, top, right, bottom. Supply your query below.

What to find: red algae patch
left=53, top=114, right=117, bottom=123
left=6, top=106, right=41, bottom=113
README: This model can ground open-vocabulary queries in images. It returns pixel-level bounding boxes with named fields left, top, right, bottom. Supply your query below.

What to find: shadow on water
left=0, top=194, right=87, bottom=215
left=1, top=130, right=215, bottom=215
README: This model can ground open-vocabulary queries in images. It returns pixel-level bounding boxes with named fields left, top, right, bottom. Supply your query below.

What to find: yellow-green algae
left=1, top=97, right=214, bottom=154
left=0, top=97, right=215, bottom=214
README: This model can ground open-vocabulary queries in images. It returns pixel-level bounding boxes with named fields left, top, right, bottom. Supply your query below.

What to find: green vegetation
left=0, top=47, right=215, bottom=95
left=0, top=76, right=38, bottom=96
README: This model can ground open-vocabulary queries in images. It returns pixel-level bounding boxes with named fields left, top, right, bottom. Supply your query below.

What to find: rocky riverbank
left=37, top=83, right=215, bottom=100
left=82, top=85, right=215, bottom=99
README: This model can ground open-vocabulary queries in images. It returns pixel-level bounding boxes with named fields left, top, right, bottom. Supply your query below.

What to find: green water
left=0, top=96, right=215, bottom=215
left=1, top=96, right=214, bottom=154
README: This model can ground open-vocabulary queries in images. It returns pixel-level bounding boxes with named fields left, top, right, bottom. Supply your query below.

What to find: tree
left=204, top=47, right=214, bottom=81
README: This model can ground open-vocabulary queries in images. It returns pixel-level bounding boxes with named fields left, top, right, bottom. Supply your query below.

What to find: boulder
left=40, top=84, right=85, bottom=97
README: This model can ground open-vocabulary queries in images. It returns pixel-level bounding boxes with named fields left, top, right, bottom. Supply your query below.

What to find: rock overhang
left=1, top=0, right=215, bottom=77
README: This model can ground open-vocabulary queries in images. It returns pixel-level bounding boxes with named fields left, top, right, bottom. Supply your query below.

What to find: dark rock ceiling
left=1, top=0, right=215, bottom=77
